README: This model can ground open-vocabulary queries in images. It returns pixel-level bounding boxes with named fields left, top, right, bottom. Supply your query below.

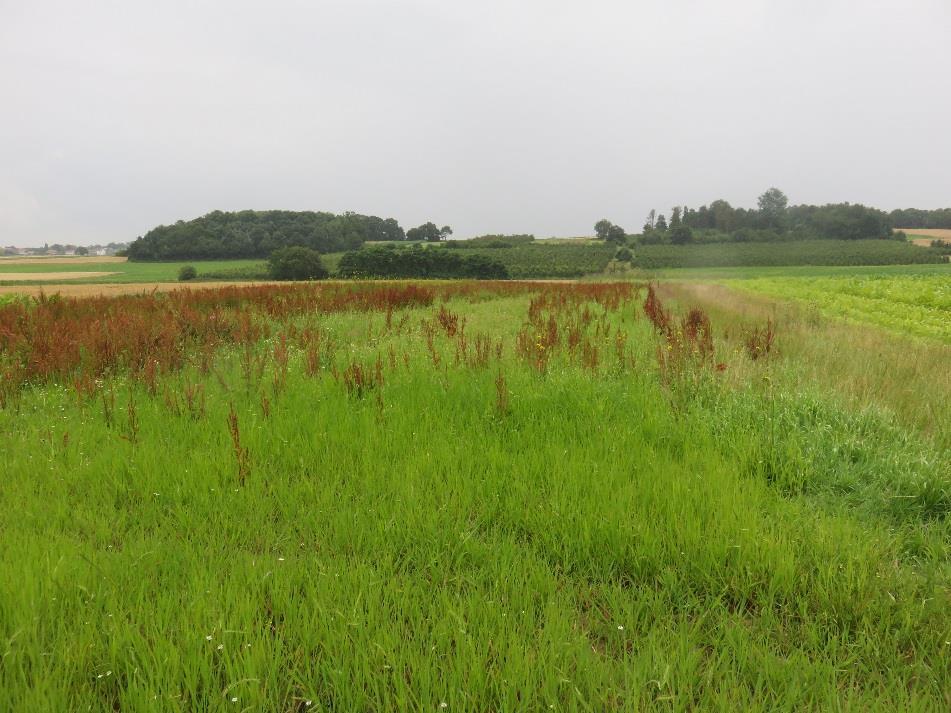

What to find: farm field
left=0, top=259, right=267, bottom=285
left=0, top=279, right=948, bottom=710
left=644, top=262, right=951, bottom=281
left=727, top=272, right=950, bottom=342
left=899, top=228, right=951, bottom=246
left=630, top=239, right=945, bottom=269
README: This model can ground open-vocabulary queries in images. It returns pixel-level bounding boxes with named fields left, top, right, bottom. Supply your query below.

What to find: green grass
left=1, top=283, right=949, bottom=709
left=0, top=259, right=267, bottom=284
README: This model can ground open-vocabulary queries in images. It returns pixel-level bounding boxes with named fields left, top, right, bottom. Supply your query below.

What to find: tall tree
left=594, top=219, right=613, bottom=240
left=757, top=187, right=789, bottom=230
left=655, top=213, right=668, bottom=231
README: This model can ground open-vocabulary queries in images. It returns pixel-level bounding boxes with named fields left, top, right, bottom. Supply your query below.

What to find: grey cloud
left=1, top=0, right=949, bottom=245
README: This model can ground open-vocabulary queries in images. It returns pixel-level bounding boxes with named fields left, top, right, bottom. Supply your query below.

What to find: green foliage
left=196, top=265, right=270, bottom=281
left=266, top=247, right=328, bottom=281
left=127, top=210, right=404, bottom=261
left=632, top=240, right=945, bottom=269
left=177, top=265, right=197, bottom=281
left=889, top=207, right=951, bottom=229
left=787, top=203, right=892, bottom=240
left=669, top=225, right=694, bottom=245
left=447, top=234, right=535, bottom=249
left=757, top=187, right=789, bottom=230
left=595, top=220, right=627, bottom=243
left=454, top=243, right=616, bottom=278
left=406, top=222, right=452, bottom=242
left=668, top=190, right=894, bottom=241
left=614, top=246, right=633, bottom=262
left=75, top=247, right=89, bottom=256
left=337, top=245, right=508, bottom=279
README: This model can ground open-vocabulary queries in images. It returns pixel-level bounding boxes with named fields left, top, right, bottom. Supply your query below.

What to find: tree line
left=595, top=189, right=947, bottom=245
left=887, top=208, right=951, bottom=229
left=126, top=210, right=453, bottom=261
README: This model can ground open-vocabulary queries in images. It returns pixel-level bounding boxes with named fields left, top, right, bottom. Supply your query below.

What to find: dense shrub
left=615, top=247, right=633, bottom=262
left=632, top=240, right=946, bottom=269
left=178, top=265, right=198, bottom=281
left=267, top=247, right=329, bottom=281
left=669, top=226, right=694, bottom=245
left=197, top=265, right=270, bottom=281
left=338, top=246, right=509, bottom=279
left=454, top=244, right=616, bottom=278
left=447, top=234, right=536, bottom=249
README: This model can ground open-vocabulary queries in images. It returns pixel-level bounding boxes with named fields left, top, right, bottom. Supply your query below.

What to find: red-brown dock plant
left=494, top=371, right=510, bottom=416
left=745, top=320, right=776, bottom=361
left=342, top=360, right=383, bottom=398
left=227, top=403, right=250, bottom=485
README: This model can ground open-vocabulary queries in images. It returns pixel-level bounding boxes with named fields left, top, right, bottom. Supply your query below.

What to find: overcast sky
left=1, top=0, right=949, bottom=246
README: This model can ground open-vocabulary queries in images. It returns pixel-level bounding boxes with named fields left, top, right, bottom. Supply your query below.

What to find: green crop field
left=631, top=239, right=945, bottom=269
left=0, top=279, right=948, bottom=710
left=728, top=272, right=950, bottom=342
left=443, top=243, right=616, bottom=278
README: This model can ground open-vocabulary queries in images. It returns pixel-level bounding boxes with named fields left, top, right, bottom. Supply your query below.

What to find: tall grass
left=0, top=281, right=948, bottom=710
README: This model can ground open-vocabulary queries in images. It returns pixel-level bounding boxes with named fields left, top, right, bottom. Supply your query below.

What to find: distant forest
left=888, top=208, right=951, bottom=229
left=624, top=190, right=951, bottom=245
left=126, top=210, right=406, bottom=261
left=125, top=196, right=951, bottom=262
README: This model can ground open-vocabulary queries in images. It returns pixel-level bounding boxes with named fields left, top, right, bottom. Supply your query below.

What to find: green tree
left=178, top=265, right=197, bottom=281
left=266, top=247, right=328, bottom=281
left=655, top=213, right=668, bottom=231
left=757, top=187, right=789, bottom=230
left=669, top=225, right=694, bottom=245
left=75, top=246, right=89, bottom=256
left=406, top=222, right=449, bottom=242
left=607, top=224, right=626, bottom=243
left=594, top=219, right=613, bottom=240
left=670, top=207, right=682, bottom=228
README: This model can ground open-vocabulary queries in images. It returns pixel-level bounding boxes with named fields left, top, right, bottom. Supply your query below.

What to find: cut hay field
left=899, top=228, right=951, bottom=246
left=0, top=279, right=948, bottom=710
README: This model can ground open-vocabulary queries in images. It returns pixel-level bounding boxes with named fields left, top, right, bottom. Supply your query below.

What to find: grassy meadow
left=0, top=279, right=948, bottom=710
left=0, top=259, right=267, bottom=285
